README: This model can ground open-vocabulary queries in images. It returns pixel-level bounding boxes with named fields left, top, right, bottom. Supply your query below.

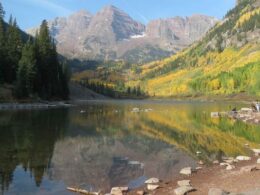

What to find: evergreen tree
left=0, top=2, right=5, bottom=19
left=36, top=20, right=70, bottom=99
left=37, top=20, right=54, bottom=98
left=16, top=41, right=37, bottom=97
left=0, top=4, right=5, bottom=82
left=16, top=61, right=28, bottom=98
left=5, top=16, right=22, bottom=82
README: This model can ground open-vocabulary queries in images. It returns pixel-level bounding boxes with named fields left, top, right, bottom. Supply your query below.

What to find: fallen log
left=67, top=187, right=101, bottom=195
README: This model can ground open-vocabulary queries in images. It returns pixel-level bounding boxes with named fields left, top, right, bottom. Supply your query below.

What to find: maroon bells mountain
left=27, top=5, right=218, bottom=63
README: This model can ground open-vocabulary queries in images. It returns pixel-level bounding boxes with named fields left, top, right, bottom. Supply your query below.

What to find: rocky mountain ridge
left=27, top=5, right=218, bottom=63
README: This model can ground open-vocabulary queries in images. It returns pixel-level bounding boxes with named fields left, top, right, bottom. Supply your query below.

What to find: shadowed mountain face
left=27, top=5, right=217, bottom=63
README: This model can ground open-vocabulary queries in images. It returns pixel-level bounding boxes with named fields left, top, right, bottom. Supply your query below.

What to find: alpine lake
left=0, top=100, right=259, bottom=194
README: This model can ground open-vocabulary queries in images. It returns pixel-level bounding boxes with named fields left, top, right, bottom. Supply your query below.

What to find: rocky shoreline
left=0, top=101, right=72, bottom=110
left=127, top=151, right=260, bottom=195
left=211, top=106, right=260, bottom=125
left=65, top=148, right=260, bottom=195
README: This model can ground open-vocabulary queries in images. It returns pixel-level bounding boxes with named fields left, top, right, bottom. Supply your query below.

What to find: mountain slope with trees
left=134, top=0, right=260, bottom=98
left=0, top=3, right=70, bottom=101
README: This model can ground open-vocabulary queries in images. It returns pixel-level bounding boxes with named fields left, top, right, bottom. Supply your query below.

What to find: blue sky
left=2, top=0, right=236, bottom=30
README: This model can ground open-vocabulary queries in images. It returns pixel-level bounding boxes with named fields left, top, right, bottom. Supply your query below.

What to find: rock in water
left=257, top=158, right=260, bottom=164
left=180, top=167, right=192, bottom=175
left=177, top=180, right=191, bottom=187
left=236, top=156, right=251, bottom=161
left=226, top=164, right=235, bottom=170
left=208, top=188, right=229, bottom=195
left=147, top=184, right=159, bottom=191
left=174, top=186, right=195, bottom=195
left=213, top=160, right=219, bottom=164
left=211, top=112, right=219, bottom=118
left=252, top=149, right=260, bottom=156
left=220, top=163, right=229, bottom=166
left=110, top=187, right=128, bottom=195
left=132, top=107, right=140, bottom=112
left=145, top=177, right=159, bottom=184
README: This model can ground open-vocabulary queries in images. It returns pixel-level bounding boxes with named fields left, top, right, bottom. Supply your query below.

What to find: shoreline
left=0, top=101, right=72, bottom=110
left=127, top=155, right=260, bottom=195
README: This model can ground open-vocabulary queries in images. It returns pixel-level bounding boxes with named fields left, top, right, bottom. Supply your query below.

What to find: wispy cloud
left=25, top=0, right=73, bottom=15
left=121, top=0, right=149, bottom=23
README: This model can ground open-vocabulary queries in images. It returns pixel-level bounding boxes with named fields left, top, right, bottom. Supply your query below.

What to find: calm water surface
left=0, top=100, right=259, bottom=194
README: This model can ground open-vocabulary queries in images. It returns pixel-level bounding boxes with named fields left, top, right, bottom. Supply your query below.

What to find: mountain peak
left=72, top=9, right=92, bottom=17
left=102, top=5, right=121, bottom=12
left=27, top=6, right=217, bottom=63
left=99, top=4, right=124, bottom=15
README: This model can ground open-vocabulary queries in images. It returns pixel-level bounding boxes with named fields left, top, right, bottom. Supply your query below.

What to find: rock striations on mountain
left=27, top=5, right=217, bottom=63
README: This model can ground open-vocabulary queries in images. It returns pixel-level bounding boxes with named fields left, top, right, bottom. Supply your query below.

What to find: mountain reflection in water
left=0, top=100, right=259, bottom=194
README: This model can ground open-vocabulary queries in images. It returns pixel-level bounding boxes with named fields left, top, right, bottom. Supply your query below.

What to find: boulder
left=145, top=177, right=159, bottom=184
left=220, top=163, right=229, bottom=166
left=241, top=108, right=253, bottom=112
left=180, top=167, right=192, bottom=175
left=208, top=188, right=229, bottom=195
left=132, top=108, right=140, bottom=112
left=240, top=165, right=257, bottom=173
left=174, top=186, right=195, bottom=195
left=196, top=166, right=203, bottom=170
left=211, top=112, right=219, bottom=118
left=236, top=156, right=251, bottom=161
left=177, top=180, right=191, bottom=187
left=213, top=160, right=219, bottom=164
left=257, top=158, right=260, bottom=164
left=224, top=159, right=235, bottom=164
left=252, top=149, right=260, bottom=156
left=226, top=164, right=235, bottom=170
left=147, top=184, right=159, bottom=191
left=110, top=187, right=128, bottom=195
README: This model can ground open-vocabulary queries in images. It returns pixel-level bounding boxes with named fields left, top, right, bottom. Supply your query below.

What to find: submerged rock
left=174, top=186, right=195, bottom=195
left=226, top=164, right=235, bottom=170
left=145, top=177, right=159, bottom=184
left=177, top=180, right=191, bottom=187
left=220, top=163, right=229, bottom=166
left=213, top=160, right=219, bottom=164
left=132, top=108, right=140, bottom=112
left=236, top=156, right=251, bottom=161
left=180, top=167, right=192, bottom=175
left=208, top=188, right=229, bottom=195
left=240, top=165, right=257, bottom=173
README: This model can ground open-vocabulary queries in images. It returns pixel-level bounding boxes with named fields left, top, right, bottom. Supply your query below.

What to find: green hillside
left=133, top=0, right=260, bottom=98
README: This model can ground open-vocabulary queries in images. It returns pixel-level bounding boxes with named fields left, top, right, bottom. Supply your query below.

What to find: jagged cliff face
left=146, top=15, right=218, bottom=50
left=27, top=6, right=217, bottom=63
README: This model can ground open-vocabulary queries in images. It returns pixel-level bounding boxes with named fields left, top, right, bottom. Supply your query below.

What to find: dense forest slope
left=135, top=0, right=260, bottom=97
